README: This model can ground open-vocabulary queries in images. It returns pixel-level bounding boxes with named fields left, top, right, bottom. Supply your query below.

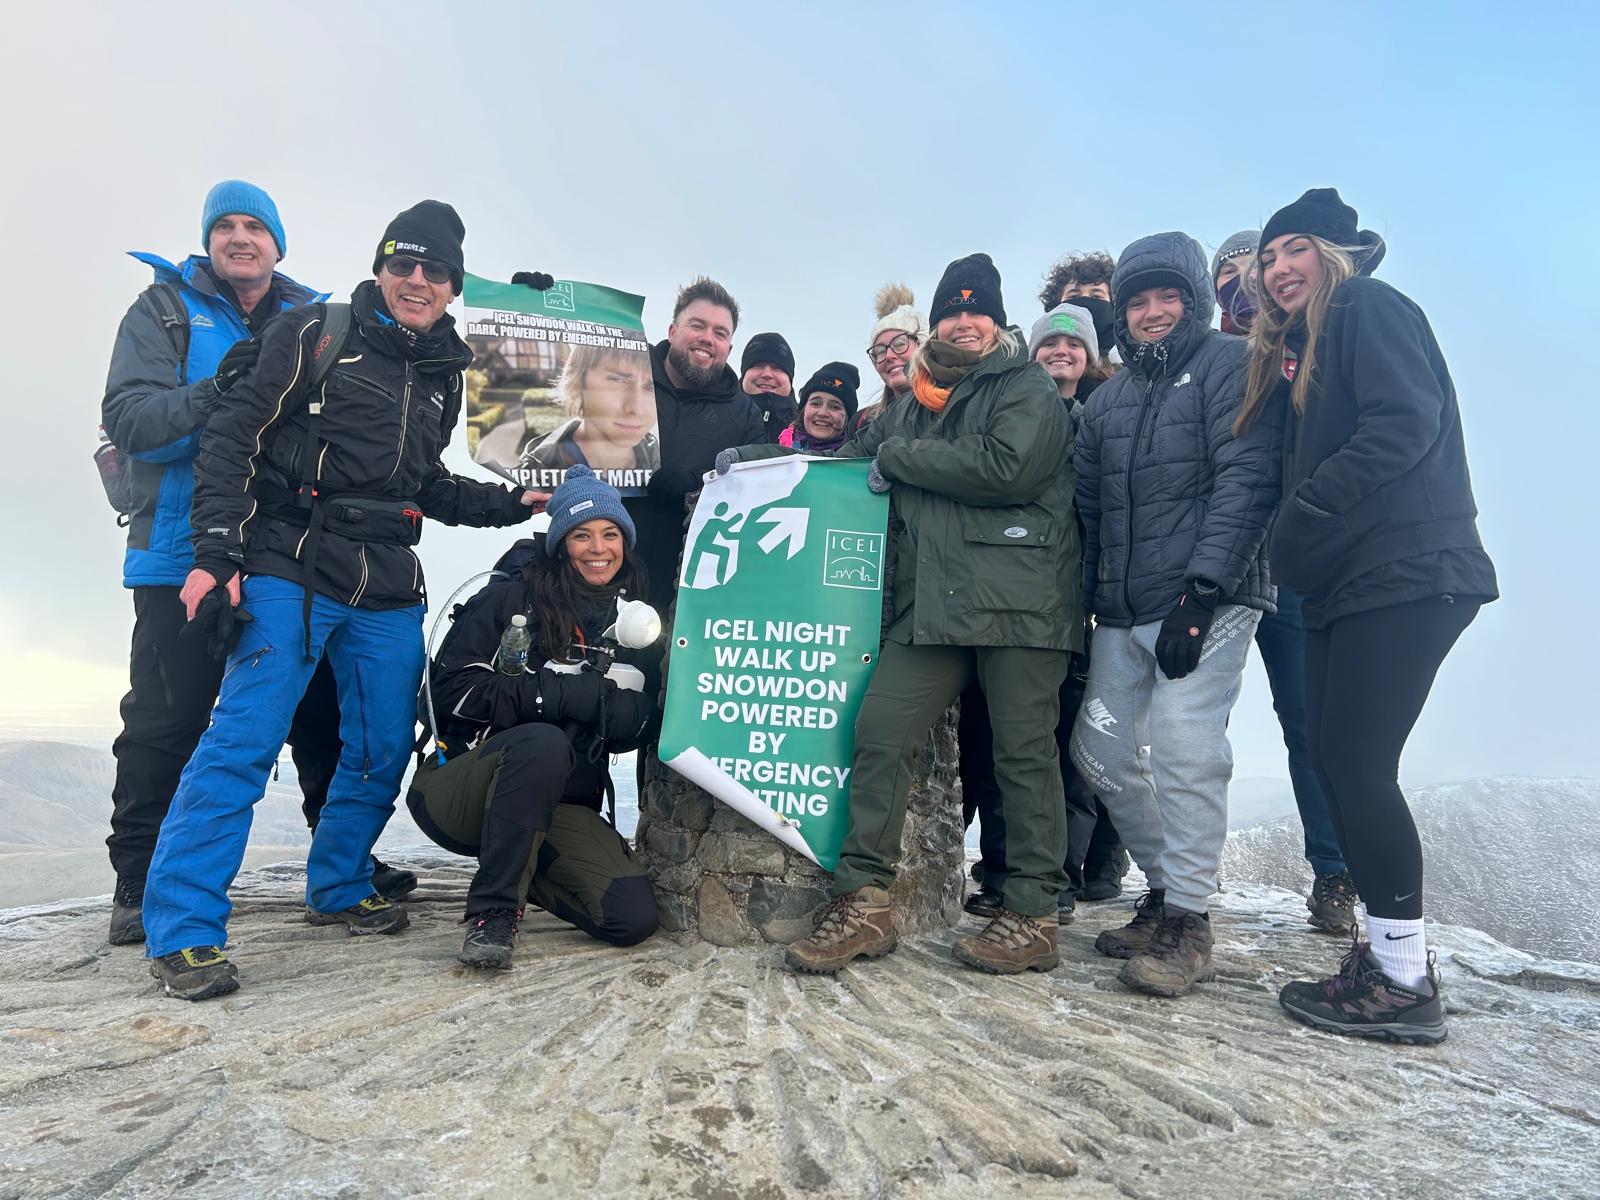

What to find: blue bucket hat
left=545, top=465, right=636, bottom=555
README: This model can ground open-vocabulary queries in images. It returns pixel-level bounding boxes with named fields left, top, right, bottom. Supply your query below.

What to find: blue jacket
left=101, top=252, right=323, bottom=587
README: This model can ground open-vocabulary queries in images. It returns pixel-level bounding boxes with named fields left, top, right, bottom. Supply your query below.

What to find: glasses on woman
left=867, top=333, right=917, bottom=364
left=383, top=255, right=453, bottom=285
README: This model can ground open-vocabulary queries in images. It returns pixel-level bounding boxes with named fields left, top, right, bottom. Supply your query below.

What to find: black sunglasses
left=383, top=255, right=453, bottom=285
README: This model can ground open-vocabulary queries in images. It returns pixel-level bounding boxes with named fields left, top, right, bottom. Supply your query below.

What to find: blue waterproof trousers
left=143, top=575, right=424, bottom=957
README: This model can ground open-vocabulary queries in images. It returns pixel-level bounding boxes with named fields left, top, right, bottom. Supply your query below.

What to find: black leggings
left=1305, top=596, right=1477, bottom=920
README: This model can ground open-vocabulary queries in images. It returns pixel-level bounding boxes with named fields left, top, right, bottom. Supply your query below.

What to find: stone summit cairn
left=637, top=522, right=967, bottom=945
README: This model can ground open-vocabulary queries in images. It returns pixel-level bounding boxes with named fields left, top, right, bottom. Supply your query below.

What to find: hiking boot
left=962, top=884, right=1004, bottom=921
left=150, top=945, right=239, bottom=1001
left=784, top=886, right=897, bottom=974
left=1080, top=848, right=1129, bottom=902
left=1279, top=933, right=1447, bottom=1045
left=459, top=907, right=521, bottom=970
left=1057, top=889, right=1077, bottom=925
left=305, top=893, right=409, bottom=935
left=109, top=875, right=146, bottom=946
left=1093, top=888, right=1166, bottom=959
left=1120, top=908, right=1216, bottom=997
left=953, top=909, right=1060, bottom=975
left=1307, top=870, right=1359, bottom=935
left=371, top=857, right=419, bottom=900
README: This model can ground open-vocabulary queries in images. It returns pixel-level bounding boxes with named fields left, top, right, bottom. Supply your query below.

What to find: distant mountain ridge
left=1224, top=775, right=1600, bottom=964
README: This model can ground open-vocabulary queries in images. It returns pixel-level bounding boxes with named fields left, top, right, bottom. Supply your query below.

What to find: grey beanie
left=1212, top=230, right=1260, bottom=282
left=1028, top=303, right=1100, bottom=365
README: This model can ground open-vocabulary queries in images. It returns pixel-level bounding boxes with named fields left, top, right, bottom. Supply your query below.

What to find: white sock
left=1364, top=913, right=1428, bottom=990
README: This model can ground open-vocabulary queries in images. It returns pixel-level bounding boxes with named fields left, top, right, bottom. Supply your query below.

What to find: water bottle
left=496, top=614, right=532, bottom=676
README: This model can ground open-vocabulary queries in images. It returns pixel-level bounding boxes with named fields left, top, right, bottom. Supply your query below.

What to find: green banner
left=458, top=272, right=657, bottom=496
left=658, top=456, right=889, bottom=869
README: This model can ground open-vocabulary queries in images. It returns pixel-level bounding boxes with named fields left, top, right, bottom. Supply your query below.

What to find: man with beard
left=739, top=331, right=797, bottom=440
left=628, top=276, right=766, bottom=612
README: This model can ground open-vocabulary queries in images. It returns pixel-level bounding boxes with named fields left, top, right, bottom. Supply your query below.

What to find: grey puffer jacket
left=1076, top=232, right=1282, bottom=627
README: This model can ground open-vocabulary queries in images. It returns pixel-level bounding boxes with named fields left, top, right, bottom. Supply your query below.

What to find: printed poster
left=461, top=272, right=657, bottom=496
left=658, top=456, right=889, bottom=869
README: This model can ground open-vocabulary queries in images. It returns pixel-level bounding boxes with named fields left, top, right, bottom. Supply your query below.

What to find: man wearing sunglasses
left=141, top=200, right=543, bottom=1001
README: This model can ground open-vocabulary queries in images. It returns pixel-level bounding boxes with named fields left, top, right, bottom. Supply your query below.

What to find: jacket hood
left=1353, top=229, right=1387, bottom=276
left=129, top=251, right=324, bottom=307
left=1109, top=233, right=1215, bottom=375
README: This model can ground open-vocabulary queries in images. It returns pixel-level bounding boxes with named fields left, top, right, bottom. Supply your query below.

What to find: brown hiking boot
left=784, top=886, right=897, bottom=974
left=1119, top=908, right=1216, bottom=997
left=1093, top=887, right=1166, bottom=959
left=953, top=909, right=1059, bottom=975
left=1307, top=871, right=1359, bottom=935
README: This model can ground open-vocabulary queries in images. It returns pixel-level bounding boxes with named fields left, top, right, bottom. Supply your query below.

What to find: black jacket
left=1271, top=276, right=1497, bottom=626
left=192, top=281, right=531, bottom=608
left=428, top=563, right=657, bottom=798
left=625, top=341, right=768, bottom=611
left=1077, top=233, right=1281, bottom=627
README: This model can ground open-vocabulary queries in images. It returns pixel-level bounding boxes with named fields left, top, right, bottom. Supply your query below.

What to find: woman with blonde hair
left=1244, top=189, right=1497, bottom=1044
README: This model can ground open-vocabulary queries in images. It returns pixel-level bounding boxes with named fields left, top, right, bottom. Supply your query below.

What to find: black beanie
left=740, top=332, right=796, bottom=382
left=800, top=361, right=861, bottom=421
left=1068, top=294, right=1115, bottom=360
left=373, top=200, right=466, bottom=294
left=930, top=252, right=1006, bottom=329
left=1260, top=188, right=1361, bottom=253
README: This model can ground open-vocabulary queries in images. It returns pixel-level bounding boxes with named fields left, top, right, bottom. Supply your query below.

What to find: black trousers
left=1305, top=595, right=1477, bottom=921
left=108, top=586, right=341, bottom=881
left=408, top=724, right=658, bottom=946
left=960, top=652, right=1107, bottom=896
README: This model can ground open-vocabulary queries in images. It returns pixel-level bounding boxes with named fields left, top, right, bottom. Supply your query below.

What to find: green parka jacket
left=745, top=334, right=1081, bottom=651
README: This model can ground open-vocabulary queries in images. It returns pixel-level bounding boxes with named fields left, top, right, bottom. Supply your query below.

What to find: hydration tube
left=421, top=569, right=508, bottom=764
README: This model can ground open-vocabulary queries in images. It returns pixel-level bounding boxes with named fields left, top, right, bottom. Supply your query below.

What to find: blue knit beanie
left=201, top=180, right=286, bottom=259
left=545, top=465, right=636, bottom=556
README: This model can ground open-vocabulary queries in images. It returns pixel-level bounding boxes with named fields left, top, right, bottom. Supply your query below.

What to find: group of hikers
left=100, top=179, right=1495, bottom=1047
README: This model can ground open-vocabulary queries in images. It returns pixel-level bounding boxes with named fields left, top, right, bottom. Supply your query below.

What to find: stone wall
left=636, top=522, right=968, bottom=944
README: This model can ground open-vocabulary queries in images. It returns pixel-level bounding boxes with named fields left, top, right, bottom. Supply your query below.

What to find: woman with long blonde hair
left=1245, top=189, right=1498, bottom=1045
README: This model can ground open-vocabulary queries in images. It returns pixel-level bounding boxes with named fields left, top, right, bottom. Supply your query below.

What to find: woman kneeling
left=409, top=466, right=660, bottom=968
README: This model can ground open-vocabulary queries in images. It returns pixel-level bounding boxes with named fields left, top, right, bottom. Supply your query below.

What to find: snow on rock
left=2, top=855, right=1597, bottom=1198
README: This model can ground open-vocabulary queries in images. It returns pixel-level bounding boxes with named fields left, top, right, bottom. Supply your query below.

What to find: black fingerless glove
left=511, top=271, right=555, bottom=290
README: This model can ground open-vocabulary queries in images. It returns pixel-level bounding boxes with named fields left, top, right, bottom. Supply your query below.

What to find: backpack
left=94, top=292, right=351, bottom=522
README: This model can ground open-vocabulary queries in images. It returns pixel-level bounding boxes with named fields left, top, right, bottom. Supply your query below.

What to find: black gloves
left=511, top=271, right=555, bottom=290
left=183, top=586, right=253, bottom=662
left=602, top=686, right=657, bottom=748
left=533, top=665, right=607, bottom=724
left=1154, top=581, right=1219, bottom=681
left=211, top=337, right=260, bottom=397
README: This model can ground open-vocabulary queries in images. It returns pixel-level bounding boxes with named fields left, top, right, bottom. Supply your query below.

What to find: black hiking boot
left=963, top=884, right=1004, bottom=920
left=459, top=907, right=522, bottom=970
left=1094, top=888, right=1166, bottom=959
left=305, top=892, right=409, bottom=935
left=1120, top=908, right=1216, bottom=997
left=1057, top=889, right=1077, bottom=925
left=1307, top=870, right=1359, bottom=935
left=150, top=945, right=239, bottom=1001
left=1279, top=932, right=1447, bottom=1045
left=109, top=875, right=146, bottom=946
left=371, top=857, right=419, bottom=900
left=1081, top=849, right=1129, bottom=902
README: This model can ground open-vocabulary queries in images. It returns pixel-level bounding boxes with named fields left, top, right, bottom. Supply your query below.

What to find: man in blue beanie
left=99, top=181, right=423, bottom=951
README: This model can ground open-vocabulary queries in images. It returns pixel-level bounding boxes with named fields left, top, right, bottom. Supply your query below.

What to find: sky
left=0, top=2, right=1594, bottom=786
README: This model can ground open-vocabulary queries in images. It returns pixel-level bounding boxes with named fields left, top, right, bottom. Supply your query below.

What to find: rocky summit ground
left=2, top=855, right=1597, bottom=1200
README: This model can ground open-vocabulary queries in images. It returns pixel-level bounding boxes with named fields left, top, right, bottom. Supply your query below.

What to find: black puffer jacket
left=427, top=562, right=657, bottom=798
left=1076, top=232, right=1282, bottom=627
left=192, top=281, right=531, bottom=608
left=625, top=341, right=767, bottom=612
left=1272, top=276, right=1497, bottom=627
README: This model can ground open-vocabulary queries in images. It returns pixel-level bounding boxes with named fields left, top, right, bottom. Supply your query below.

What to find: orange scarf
left=912, top=366, right=951, bottom=413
